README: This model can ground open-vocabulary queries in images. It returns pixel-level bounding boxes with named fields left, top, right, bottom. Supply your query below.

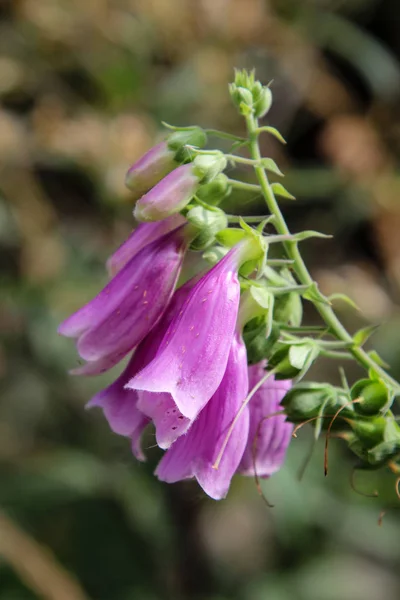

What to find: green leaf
left=260, top=126, right=287, bottom=144
left=368, top=350, right=390, bottom=369
left=271, top=183, right=295, bottom=200
left=261, top=158, right=284, bottom=177
left=353, top=324, right=379, bottom=347
left=327, top=293, right=360, bottom=311
left=293, top=230, right=332, bottom=242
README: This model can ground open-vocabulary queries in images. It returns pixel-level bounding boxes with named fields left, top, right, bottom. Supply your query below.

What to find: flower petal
left=155, top=334, right=249, bottom=499
left=238, top=364, right=293, bottom=478
left=106, top=215, right=186, bottom=277
left=60, top=227, right=187, bottom=369
left=137, top=391, right=191, bottom=450
left=87, top=355, right=150, bottom=461
left=128, top=247, right=242, bottom=420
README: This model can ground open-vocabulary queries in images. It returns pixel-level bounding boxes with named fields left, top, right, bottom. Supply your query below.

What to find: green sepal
left=192, top=152, right=227, bottom=183
left=202, top=245, right=229, bottom=265
left=267, top=341, right=318, bottom=381
left=187, top=205, right=228, bottom=251
left=196, top=174, right=231, bottom=206
left=216, top=228, right=245, bottom=247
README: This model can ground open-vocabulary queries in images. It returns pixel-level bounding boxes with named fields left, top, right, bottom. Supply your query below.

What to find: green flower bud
left=253, top=87, right=273, bottom=118
left=282, top=383, right=351, bottom=422
left=351, top=378, right=391, bottom=415
left=349, top=416, right=386, bottom=449
left=367, top=438, right=400, bottom=466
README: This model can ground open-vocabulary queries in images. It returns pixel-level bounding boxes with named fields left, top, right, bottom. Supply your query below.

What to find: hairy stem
left=245, top=114, right=400, bottom=393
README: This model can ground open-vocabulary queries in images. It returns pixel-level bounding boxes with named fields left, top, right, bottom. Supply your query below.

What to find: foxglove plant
left=59, top=69, right=400, bottom=502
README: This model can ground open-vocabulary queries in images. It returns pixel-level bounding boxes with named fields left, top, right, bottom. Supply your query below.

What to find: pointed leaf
left=271, top=183, right=295, bottom=200
left=353, top=324, right=379, bottom=347
left=261, top=158, right=284, bottom=177
left=328, top=293, right=360, bottom=311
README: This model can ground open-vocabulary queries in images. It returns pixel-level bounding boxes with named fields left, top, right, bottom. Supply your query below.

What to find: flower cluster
left=59, top=70, right=400, bottom=502
left=58, top=124, right=294, bottom=500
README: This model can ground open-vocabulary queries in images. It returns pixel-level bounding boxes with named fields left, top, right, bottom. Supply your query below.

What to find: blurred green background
left=1, top=0, right=400, bottom=598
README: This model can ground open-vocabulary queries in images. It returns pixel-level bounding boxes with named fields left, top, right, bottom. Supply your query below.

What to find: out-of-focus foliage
left=1, top=0, right=400, bottom=598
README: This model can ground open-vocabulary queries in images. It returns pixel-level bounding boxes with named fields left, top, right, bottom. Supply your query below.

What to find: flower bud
left=125, top=141, right=176, bottom=200
left=253, top=87, right=273, bottom=118
left=349, top=416, right=386, bottom=449
left=125, top=128, right=207, bottom=200
left=134, top=163, right=200, bottom=222
left=351, top=378, right=391, bottom=416
left=282, top=383, right=349, bottom=421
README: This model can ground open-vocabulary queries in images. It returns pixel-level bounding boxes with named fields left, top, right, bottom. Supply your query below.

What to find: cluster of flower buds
left=59, top=70, right=400, bottom=500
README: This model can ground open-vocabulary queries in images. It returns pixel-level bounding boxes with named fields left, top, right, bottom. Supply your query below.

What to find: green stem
left=227, top=179, right=262, bottom=193
left=245, top=113, right=400, bottom=393
left=227, top=215, right=268, bottom=223
left=205, top=129, right=248, bottom=143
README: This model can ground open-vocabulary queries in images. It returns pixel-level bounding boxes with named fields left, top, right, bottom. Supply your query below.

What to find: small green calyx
left=186, top=205, right=228, bottom=251
left=167, top=127, right=207, bottom=162
left=196, top=174, right=231, bottom=206
left=268, top=340, right=319, bottom=381
left=192, top=152, right=227, bottom=183
left=216, top=219, right=267, bottom=277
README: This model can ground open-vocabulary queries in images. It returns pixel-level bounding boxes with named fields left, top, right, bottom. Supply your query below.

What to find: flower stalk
left=244, top=112, right=400, bottom=395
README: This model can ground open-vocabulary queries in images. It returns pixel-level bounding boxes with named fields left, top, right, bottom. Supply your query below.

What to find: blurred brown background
left=1, top=1, right=400, bottom=599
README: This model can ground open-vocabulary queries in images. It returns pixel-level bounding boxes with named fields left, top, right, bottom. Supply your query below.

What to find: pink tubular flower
left=58, top=226, right=189, bottom=375
left=106, top=214, right=186, bottom=276
left=134, top=163, right=200, bottom=222
left=238, top=363, right=293, bottom=478
left=127, top=245, right=246, bottom=421
left=155, top=333, right=250, bottom=500
left=87, top=278, right=197, bottom=453
left=125, top=141, right=177, bottom=200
